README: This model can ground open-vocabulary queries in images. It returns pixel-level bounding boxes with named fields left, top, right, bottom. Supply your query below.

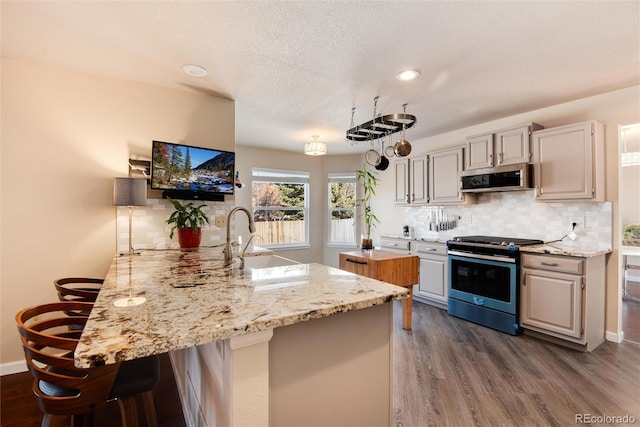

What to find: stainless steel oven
left=447, top=236, right=543, bottom=335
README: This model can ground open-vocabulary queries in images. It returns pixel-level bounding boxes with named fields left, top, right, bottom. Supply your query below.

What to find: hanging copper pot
left=393, top=104, right=412, bottom=157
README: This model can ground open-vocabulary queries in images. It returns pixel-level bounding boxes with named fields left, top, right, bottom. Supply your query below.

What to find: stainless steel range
left=446, top=235, right=543, bottom=335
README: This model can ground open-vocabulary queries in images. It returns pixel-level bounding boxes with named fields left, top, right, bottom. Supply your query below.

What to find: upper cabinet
left=394, top=159, right=410, bottom=204
left=465, top=123, right=543, bottom=170
left=395, top=156, right=428, bottom=205
left=429, top=147, right=468, bottom=205
left=532, top=121, right=605, bottom=202
left=395, top=148, right=475, bottom=206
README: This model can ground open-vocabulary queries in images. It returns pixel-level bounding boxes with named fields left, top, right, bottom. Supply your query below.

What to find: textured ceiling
left=2, top=1, right=639, bottom=155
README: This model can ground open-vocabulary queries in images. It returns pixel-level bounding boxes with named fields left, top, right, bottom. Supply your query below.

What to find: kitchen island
left=75, top=248, right=408, bottom=426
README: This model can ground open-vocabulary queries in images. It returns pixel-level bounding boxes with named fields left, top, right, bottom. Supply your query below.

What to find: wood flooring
left=393, top=301, right=640, bottom=427
left=623, top=298, right=640, bottom=344
left=0, top=353, right=186, bottom=427
left=2, top=301, right=639, bottom=427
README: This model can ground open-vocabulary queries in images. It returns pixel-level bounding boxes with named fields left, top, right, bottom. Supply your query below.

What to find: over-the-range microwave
left=459, top=163, right=532, bottom=193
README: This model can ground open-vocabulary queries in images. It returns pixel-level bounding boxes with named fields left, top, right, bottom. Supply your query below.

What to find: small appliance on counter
left=403, top=225, right=412, bottom=238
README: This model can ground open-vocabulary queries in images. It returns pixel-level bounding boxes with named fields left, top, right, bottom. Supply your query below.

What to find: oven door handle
left=447, top=250, right=516, bottom=264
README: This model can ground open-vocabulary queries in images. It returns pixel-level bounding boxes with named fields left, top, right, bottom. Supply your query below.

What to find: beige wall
left=234, top=147, right=362, bottom=265
left=322, top=154, right=364, bottom=267
left=370, top=85, right=640, bottom=337
left=1, top=59, right=234, bottom=367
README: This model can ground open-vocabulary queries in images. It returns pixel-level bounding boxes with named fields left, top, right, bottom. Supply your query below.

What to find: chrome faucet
left=225, top=207, right=257, bottom=263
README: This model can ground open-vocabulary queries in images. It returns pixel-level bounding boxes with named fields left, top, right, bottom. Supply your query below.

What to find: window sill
left=327, top=243, right=358, bottom=249
left=264, top=244, right=311, bottom=251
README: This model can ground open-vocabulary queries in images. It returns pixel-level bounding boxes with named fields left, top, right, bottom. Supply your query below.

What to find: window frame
left=251, top=168, right=310, bottom=250
left=327, top=172, right=358, bottom=248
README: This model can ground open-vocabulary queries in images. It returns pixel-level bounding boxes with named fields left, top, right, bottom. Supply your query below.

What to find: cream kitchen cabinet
left=379, top=236, right=412, bottom=254
left=532, top=121, right=604, bottom=201
left=395, top=148, right=474, bottom=206
left=394, top=156, right=428, bottom=205
left=465, top=123, right=543, bottom=170
left=520, top=253, right=605, bottom=352
left=429, top=147, right=474, bottom=205
left=411, top=241, right=448, bottom=308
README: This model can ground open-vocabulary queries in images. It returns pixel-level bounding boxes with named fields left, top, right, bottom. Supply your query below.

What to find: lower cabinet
left=520, top=253, right=605, bottom=351
left=412, top=241, right=448, bottom=308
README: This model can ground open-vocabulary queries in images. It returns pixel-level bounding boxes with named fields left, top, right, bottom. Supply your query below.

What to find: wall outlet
left=459, top=215, right=472, bottom=225
left=215, top=215, right=227, bottom=227
left=569, top=216, right=585, bottom=230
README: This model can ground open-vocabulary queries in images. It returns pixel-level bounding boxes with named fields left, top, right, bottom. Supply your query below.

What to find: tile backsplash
left=405, top=191, right=612, bottom=249
left=116, top=198, right=235, bottom=253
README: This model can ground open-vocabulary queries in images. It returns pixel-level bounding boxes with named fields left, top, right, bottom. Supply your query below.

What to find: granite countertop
left=381, top=235, right=447, bottom=243
left=381, top=234, right=611, bottom=257
left=520, top=244, right=611, bottom=258
left=74, top=248, right=408, bottom=368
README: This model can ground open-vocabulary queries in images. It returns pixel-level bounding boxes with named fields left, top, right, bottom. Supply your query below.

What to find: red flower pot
left=177, top=228, right=202, bottom=250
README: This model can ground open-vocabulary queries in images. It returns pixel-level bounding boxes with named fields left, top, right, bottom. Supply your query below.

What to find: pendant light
left=304, top=135, right=326, bottom=156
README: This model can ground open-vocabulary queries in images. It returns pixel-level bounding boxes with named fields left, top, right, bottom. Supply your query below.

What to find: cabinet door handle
left=346, top=258, right=367, bottom=265
left=387, top=243, right=398, bottom=246
left=418, top=248, right=437, bottom=253
left=541, top=262, right=559, bottom=267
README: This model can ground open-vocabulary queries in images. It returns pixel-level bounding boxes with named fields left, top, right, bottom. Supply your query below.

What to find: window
left=328, top=173, right=357, bottom=246
left=252, top=168, right=309, bottom=248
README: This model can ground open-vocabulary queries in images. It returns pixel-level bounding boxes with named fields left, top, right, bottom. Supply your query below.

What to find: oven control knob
left=500, top=241, right=507, bottom=246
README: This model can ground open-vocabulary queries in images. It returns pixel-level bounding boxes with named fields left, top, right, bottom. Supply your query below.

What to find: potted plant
left=623, top=224, right=640, bottom=246
left=356, top=166, right=380, bottom=250
left=166, top=198, right=210, bottom=250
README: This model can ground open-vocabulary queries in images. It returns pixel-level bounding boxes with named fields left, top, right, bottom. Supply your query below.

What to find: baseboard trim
left=1, top=360, right=27, bottom=376
left=606, top=330, right=623, bottom=343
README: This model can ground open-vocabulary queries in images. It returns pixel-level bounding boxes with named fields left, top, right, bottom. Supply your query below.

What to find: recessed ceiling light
left=182, top=64, right=208, bottom=77
left=396, top=70, right=420, bottom=81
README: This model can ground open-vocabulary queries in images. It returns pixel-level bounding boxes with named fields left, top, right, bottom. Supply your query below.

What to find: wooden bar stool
left=16, top=301, right=159, bottom=427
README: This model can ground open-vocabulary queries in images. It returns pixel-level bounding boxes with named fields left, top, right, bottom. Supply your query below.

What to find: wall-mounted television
left=151, top=140, right=235, bottom=201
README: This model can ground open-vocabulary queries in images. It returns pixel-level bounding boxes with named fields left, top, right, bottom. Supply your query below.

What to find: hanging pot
left=376, top=138, right=390, bottom=171
left=384, top=144, right=396, bottom=158
left=365, top=137, right=381, bottom=166
left=376, top=155, right=389, bottom=171
left=393, top=138, right=412, bottom=157
left=365, top=147, right=381, bottom=166
left=393, top=104, right=412, bottom=157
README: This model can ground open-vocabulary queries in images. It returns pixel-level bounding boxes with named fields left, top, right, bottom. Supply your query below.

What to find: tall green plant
left=356, top=166, right=379, bottom=238
left=166, top=198, right=210, bottom=239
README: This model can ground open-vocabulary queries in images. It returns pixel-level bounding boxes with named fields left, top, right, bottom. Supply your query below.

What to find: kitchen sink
left=236, top=254, right=299, bottom=269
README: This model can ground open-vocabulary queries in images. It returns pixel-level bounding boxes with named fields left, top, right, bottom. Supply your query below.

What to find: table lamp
left=113, top=177, right=147, bottom=256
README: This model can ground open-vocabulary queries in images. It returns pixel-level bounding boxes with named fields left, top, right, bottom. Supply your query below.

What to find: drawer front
left=412, top=241, right=447, bottom=257
left=379, top=238, right=411, bottom=252
left=522, top=254, right=583, bottom=275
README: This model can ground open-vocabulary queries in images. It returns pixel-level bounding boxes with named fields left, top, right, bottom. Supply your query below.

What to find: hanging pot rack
left=346, top=97, right=417, bottom=142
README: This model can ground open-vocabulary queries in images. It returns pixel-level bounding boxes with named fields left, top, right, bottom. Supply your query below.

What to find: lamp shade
left=304, top=142, right=327, bottom=156
left=113, top=177, right=147, bottom=206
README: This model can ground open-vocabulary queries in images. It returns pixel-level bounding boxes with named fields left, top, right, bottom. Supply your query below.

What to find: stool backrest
left=54, top=278, right=104, bottom=303
left=15, top=302, right=118, bottom=416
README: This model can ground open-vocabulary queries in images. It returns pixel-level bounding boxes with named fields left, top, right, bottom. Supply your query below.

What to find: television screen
left=151, top=140, right=235, bottom=195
